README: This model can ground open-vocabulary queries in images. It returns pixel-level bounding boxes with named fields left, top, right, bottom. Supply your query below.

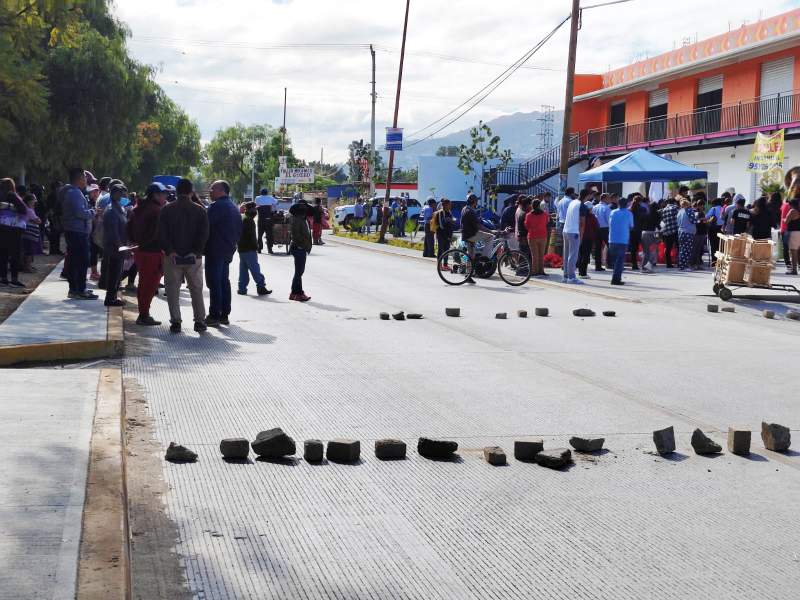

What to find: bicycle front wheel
left=497, top=250, right=531, bottom=286
left=437, top=248, right=474, bottom=285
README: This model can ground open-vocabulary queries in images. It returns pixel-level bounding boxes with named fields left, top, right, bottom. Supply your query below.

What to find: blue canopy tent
left=578, top=149, right=707, bottom=182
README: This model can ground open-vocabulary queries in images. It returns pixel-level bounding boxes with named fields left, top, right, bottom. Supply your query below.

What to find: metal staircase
left=491, top=133, right=584, bottom=195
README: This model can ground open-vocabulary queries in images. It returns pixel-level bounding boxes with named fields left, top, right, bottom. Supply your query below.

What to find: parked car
left=334, top=196, right=421, bottom=229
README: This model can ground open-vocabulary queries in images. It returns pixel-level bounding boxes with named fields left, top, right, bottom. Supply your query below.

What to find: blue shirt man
left=592, top=200, right=611, bottom=229
left=353, top=200, right=365, bottom=219
left=204, top=180, right=243, bottom=325
left=608, top=202, right=634, bottom=285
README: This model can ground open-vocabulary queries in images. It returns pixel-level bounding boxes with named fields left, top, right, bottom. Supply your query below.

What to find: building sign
left=276, top=157, right=315, bottom=184
left=747, top=129, right=785, bottom=173
left=385, top=127, right=403, bottom=151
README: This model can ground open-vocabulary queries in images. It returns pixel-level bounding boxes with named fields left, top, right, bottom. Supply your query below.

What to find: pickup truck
left=334, top=197, right=421, bottom=229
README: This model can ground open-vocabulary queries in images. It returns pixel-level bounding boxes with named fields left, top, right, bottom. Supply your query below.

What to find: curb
left=328, top=235, right=640, bottom=304
left=0, top=306, right=123, bottom=366
left=76, top=368, right=130, bottom=600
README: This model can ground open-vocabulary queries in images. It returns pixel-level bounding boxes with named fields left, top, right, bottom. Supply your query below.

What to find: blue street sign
left=385, top=127, right=403, bottom=151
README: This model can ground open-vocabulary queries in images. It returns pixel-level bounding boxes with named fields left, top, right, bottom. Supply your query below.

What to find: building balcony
left=586, top=91, right=800, bottom=155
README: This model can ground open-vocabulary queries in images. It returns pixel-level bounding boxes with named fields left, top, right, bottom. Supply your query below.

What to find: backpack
left=430, top=209, right=440, bottom=233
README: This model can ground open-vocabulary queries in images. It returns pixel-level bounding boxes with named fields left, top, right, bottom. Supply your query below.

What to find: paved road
left=124, top=238, right=800, bottom=600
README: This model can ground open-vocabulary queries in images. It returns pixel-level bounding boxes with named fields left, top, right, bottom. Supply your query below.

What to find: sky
left=116, top=0, right=796, bottom=163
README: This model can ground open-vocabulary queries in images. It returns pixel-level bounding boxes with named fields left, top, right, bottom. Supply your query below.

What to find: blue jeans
left=290, top=245, right=307, bottom=294
left=563, top=233, right=580, bottom=280
left=205, top=256, right=231, bottom=318
left=608, top=243, right=626, bottom=283
left=64, top=230, right=90, bottom=293
left=238, top=251, right=266, bottom=292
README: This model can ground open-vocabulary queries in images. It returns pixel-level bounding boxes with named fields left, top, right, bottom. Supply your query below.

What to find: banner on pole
left=277, top=155, right=315, bottom=184
left=385, top=127, right=403, bottom=151
left=747, top=129, right=785, bottom=173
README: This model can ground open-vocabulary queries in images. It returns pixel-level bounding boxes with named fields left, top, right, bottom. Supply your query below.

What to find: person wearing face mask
left=128, top=182, right=167, bottom=325
left=101, top=184, right=128, bottom=306
left=237, top=201, right=271, bottom=297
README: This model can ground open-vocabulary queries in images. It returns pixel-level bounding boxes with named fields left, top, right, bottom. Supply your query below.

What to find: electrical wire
left=405, top=14, right=570, bottom=147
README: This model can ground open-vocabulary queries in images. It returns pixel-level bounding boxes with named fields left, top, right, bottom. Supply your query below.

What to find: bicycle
left=437, top=231, right=531, bottom=286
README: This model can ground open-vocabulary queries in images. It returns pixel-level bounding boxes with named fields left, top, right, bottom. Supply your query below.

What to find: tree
left=457, top=121, right=512, bottom=207
left=202, top=123, right=296, bottom=199
left=435, top=146, right=459, bottom=157
left=347, top=139, right=382, bottom=182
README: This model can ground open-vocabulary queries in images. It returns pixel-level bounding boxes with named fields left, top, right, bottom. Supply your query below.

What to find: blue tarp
left=153, top=175, right=181, bottom=188
left=578, top=149, right=708, bottom=183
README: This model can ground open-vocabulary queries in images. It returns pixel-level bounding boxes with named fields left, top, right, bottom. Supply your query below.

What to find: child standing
left=237, top=202, right=271, bottom=296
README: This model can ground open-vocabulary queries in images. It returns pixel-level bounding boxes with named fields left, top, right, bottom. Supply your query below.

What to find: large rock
left=727, top=428, right=751, bottom=456
left=407, top=313, right=424, bottom=320
left=569, top=436, right=605, bottom=453
left=787, top=310, right=800, bottom=321
left=483, top=446, right=506, bottom=466
left=445, top=307, right=460, bottom=317
left=707, top=304, right=719, bottom=313
left=573, top=308, right=595, bottom=317
left=375, top=439, right=407, bottom=460
left=517, top=310, right=528, bottom=318
left=652, top=426, right=676, bottom=455
left=417, top=437, right=458, bottom=459
left=304, top=439, right=324, bottom=463
left=495, top=312, right=507, bottom=320
left=392, top=311, right=405, bottom=321
left=690, top=429, right=722, bottom=454
left=534, top=448, right=572, bottom=469
left=165, top=442, right=197, bottom=462
left=763, top=310, right=775, bottom=319
left=514, top=439, right=544, bottom=461
left=761, top=422, right=791, bottom=452
left=326, top=438, right=360, bottom=463
left=219, top=438, right=249, bottom=459
left=379, top=312, right=390, bottom=320
left=251, top=428, right=296, bottom=458
left=534, top=307, right=549, bottom=317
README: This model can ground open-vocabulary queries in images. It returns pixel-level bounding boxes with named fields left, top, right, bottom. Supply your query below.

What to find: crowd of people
left=411, top=182, right=800, bottom=286
left=0, top=168, right=317, bottom=333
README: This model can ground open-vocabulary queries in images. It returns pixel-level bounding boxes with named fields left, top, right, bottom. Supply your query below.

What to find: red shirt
left=781, top=202, right=791, bottom=233
left=524, top=211, right=548, bottom=240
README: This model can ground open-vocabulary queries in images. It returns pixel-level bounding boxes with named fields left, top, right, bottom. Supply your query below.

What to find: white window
left=698, top=74, right=724, bottom=95
left=759, top=57, right=794, bottom=125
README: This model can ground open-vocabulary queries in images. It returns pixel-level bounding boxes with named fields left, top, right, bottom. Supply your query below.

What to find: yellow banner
left=747, top=129, right=784, bottom=173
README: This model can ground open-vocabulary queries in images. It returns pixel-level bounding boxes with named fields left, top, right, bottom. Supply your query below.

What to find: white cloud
left=116, top=0, right=794, bottom=162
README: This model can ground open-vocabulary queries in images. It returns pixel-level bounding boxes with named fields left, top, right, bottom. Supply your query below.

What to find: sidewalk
left=0, top=263, right=122, bottom=365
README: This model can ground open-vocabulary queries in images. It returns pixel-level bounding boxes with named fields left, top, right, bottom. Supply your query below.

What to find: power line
left=372, top=45, right=562, bottom=72
left=405, top=14, right=570, bottom=147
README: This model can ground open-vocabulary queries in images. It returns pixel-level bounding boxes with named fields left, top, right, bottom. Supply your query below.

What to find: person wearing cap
left=731, top=195, right=750, bottom=235
left=158, top=178, right=210, bottom=333
left=204, top=180, right=242, bottom=326
left=421, top=197, right=437, bottom=257
left=128, top=182, right=167, bottom=325
left=288, top=200, right=312, bottom=301
left=101, top=184, right=128, bottom=306
left=59, top=167, right=97, bottom=299
left=255, top=187, right=277, bottom=253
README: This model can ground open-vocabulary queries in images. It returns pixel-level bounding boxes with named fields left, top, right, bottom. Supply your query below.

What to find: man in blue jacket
left=204, top=180, right=242, bottom=326
left=59, top=167, right=97, bottom=299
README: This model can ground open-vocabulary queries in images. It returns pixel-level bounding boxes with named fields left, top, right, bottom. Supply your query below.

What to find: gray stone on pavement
left=165, top=442, right=197, bottom=462
left=483, top=446, right=506, bottom=466
left=375, top=439, right=407, bottom=460
left=761, top=422, right=791, bottom=451
left=445, top=307, right=460, bottom=317
left=653, top=426, right=676, bottom=455
left=691, top=429, right=722, bottom=454
left=707, top=304, right=719, bottom=313
left=392, top=311, right=406, bottom=321
left=379, top=312, right=390, bottom=320
left=573, top=308, right=596, bottom=317
left=787, top=311, right=800, bottom=321
left=219, top=438, right=249, bottom=459
left=304, top=439, right=324, bottom=463
left=326, top=438, right=361, bottom=463
left=727, top=429, right=751, bottom=455
left=495, top=312, right=507, bottom=319
left=407, top=313, right=423, bottom=319
left=517, top=310, right=528, bottom=318
left=569, top=436, right=605, bottom=452
left=514, top=439, right=544, bottom=461
left=602, top=311, right=616, bottom=317
left=417, top=437, right=458, bottom=459
left=534, top=448, right=572, bottom=469
left=763, top=310, right=775, bottom=319
left=721, top=307, right=735, bottom=313
left=251, top=428, right=296, bottom=458
left=534, top=307, right=549, bottom=317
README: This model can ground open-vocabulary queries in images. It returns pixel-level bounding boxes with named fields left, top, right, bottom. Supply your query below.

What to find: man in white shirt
left=555, top=187, right=576, bottom=257
left=562, top=189, right=589, bottom=284
left=255, top=188, right=278, bottom=253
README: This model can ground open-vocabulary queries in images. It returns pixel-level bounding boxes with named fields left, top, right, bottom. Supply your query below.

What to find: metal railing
left=587, top=91, right=800, bottom=152
left=491, top=133, right=582, bottom=191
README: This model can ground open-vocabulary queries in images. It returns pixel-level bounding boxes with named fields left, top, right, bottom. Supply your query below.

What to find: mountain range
left=386, top=109, right=565, bottom=168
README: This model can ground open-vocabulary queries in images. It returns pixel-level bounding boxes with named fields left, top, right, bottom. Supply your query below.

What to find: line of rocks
left=440, top=307, right=619, bottom=319
left=380, top=311, right=424, bottom=320
left=652, top=422, right=791, bottom=456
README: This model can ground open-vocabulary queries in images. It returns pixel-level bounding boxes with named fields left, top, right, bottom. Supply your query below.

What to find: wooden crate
left=745, top=261, right=774, bottom=286
left=746, top=238, right=774, bottom=261
left=715, top=254, right=747, bottom=284
left=718, top=234, right=748, bottom=259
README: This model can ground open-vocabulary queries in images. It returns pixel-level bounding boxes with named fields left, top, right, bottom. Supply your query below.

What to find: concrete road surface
left=123, top=237, right=800, bottom=600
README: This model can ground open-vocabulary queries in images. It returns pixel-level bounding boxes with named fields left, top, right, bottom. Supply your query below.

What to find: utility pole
left=369, top=44, right=377, bottom=197
left=558, top=0, right=581, bottom=196
left=383, top=0, right=410, bottom=208
left=281, top=87, right=287, bottom=156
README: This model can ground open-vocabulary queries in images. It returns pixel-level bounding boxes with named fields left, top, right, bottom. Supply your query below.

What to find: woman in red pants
left=127, top=183, right=167, bottom=325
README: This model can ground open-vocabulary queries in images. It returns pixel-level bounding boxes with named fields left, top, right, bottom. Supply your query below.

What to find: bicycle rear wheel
left=497, top=250, right=531, bottom=286
left=437, top=249, right=474, bottom=285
